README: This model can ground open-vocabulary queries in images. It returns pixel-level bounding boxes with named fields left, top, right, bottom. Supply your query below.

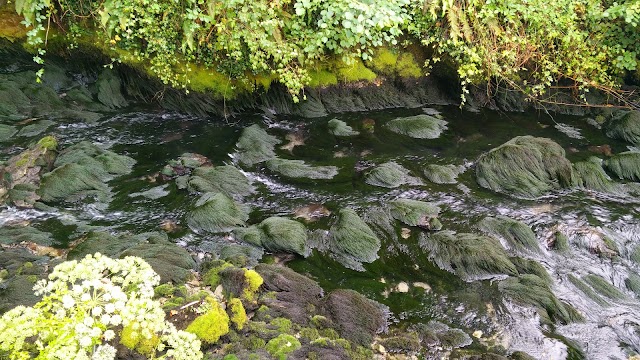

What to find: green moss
left=154, top=284, right=175, bottom=298
left=243, top=269, right=263, bottom=301
left=388, top=198, right=440, bottom=227
left=229, top=298, right=248, bottom=330
left=328, top=119, right=359, bottom=137
left=604, top=151, right=640, bottom=181
left=365, top=161, right=419, bottom=188
left=478, top=216, right=540, bottom=254
left=385, top=114, right=448, bottom=139
left=605, top=110, right=640, bottom=146
left=37, top=163, right=108, bottom=202
left=186, top=298, right=230, bottom=344
left=186, top=192, right=248, bottom=233
left=379, top=332, right=421, bottom=352
left=236, top=216, right=309, bottom=256
left=265, top=334, right=302, bottom=360
left=329, top=208, right=381, bottom=269
left=96, top=69, right=127, bottom=109
left=183, top=65, right=239, bottom=99
left=36, top=136, right=58, bottom=151
left=235, top=125, right=281, bottom=167
left=553, top=231, right=570, bottom=252
left=583, top=274, right=624, bottom=300
left=574, top=157, right=616, bottom=193
left=222, top=355, right=239, bottom=360
left=424, top=164, right=463, bottom=184
left=0, top=269, right=8, bottom=279
left=311, top=315, right=330, bottom=329
left=187, top=165, right=254, bottom=198
left=308, top=69, right=338, bottom=88
left=396, top=52, right=423, bottom=78
left=204, top=261, right=234, bottom=288
left=336, top=58, right=377, bottom=82
left=270, top=317, right=293, bottom=334
left=368, top=48, right=398, bottom=75
left=17, top=120, right=56, bottom=137
left=625, top=273, right=640, bottom=297
left=266, top=158, right=338, bottom=180
left=0, top=124, right=17, bottom=142
left=241, top=335, right=267, bottom=350
left=300, top=327, right=321, bottom=341
left=510, top=257, right=551, bottom=284
left=53, top=141, right=136, bottom=180
left=568, top=274, right=608, bottom=306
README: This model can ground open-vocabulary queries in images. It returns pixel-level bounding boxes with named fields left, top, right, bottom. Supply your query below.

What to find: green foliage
left=228, top=298, right=248, bottom=330
left=186, top=298, right=230, bottom=344
left=265, top=334, right=302, bottom=360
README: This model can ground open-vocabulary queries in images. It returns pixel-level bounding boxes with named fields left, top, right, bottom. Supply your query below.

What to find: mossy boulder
left=478, top=216, right=540, bottom=254
left=235, top=217, right=309, bottom=256
left=187, top=165, right=254, bottom=198
left=329, top=208, right=381, bottom=270
left=604, top=110, right=640, bottom=146
left=265, top=334, right=302, bottom=360
left=388, top=198, right=441, bottom=229
left=186, top=192, right=249, bottom=233
left=96, top=69, right=128, bottom=109
left=424, top=164, right=463, bottom=184
left=604, top=152, right=640, bottom=182
left=384, top=114, right=447, bottom=139
left=186, top=298, right=230, bottom=344
left=475, top=136, right=575, bottom=199
left=235, top=124, right=281, bottom=166
left=419, top=231, right=518, bottom=281
left=320, top=289, right=388, bottom=346
left=328, top=119, right=359, bottom=137
left=266, top=158, right=339, bottom=180
left=573, top=157, right=617, bottom=193
left=365, top=161, right=420, bottom=188
left=499, top=274, right=582, bottom=325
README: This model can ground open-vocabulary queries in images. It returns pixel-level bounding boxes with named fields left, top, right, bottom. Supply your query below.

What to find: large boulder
left=475, top=136, right=575, bottom=199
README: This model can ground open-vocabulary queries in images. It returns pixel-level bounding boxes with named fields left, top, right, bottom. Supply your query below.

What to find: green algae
left=187, top=165, right=254, bottom=198
left=54, top=141, right=135, bottom=180
left=424, top=164, right=463, bottom=184
left=604, top=151, right=640, bottom=182
left=235, top=124, right=281, bottom=167
left=0, top=124, right=17, bottom=141
left=568, top=274, right=608, bottom=306
left=266, top=158, right=338, bottom=180
left=235, top=217, right=309, bottom=256
left=384, top=114, right=447, bottom=139
left=327, top=119, right=359, bottom=137
left=16, top=120, right=55, bottom=137
left=37, top=163, right=108, bottom=202
left=364, top=161, right=420, bottom=188
left=605, top=110, right=640, bottom=146
left=186, top=192, right=248, bottom=233
left=0, top=226, right=53, bottom=246
left=626, top=273, right=640, bottom=297
left=573, top=157, right=617, bottom=193
left=478, top=216, right=540, bottom=254
left=583, top=274, right=624, bottom=300
left=329, top=208, right=381, bottom=269
left=388, top=198, right=440, bottom=227
left=96, top=69, right=128, bottom=109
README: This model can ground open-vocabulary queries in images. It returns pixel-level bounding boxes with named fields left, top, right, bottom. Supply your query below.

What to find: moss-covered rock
left=96, top=69, right=128, bottom=109
left=235, top=124, right=281, bottom=166
left=0, top=124, right=17, bottom=141
left=604, top=110, right=640, bottom=146
left=187, top=165, right=254, bottom=198
left=379, top=331, right=421, bottom=353
left=37, top=163, right=108, bottom=203
left=478, top=216, right=540, bottom=254
left=582, top=274, right=624, bottom=300
left=329, top=208, right=381, bottom=270
left=265, top=334, right=302, bottom=360
left=16, top=120, right=55, bottom=137
left=54, top=141, right=135, bottom=179
left=626, top=273, right=640, bottom=297
left=475, top=136, right=575, bottom=199
left=411, top=321, right=472, bottom=350
left=604, top=151, right=640, bottom=182
left=499, top=274, right=582, bottom=325
left=384, top=114, right=447, bottom=139
left=320, top=289, right=388, bottom=346
left=229, top=298, right=248, bottom=330
left=186, top=192, right=248, bottom=233
left=573, top=157, right=617, bottom=193
left=186, top=298, right=230, bottom=344
left=0, top=225, right=53, bottom=246
left=235, top=217, right=309, bottom=256
left=388, top=198, right=441, bottom=229
left=328, top=118, right=359, bottom=137
left=567, top=274, right=608, bottom=306
left=419, top=231, right=518, bottom=281
left=424, top=164, right=463, bottom=184
left=266, top=158, right=339, bottom=180
left=365, top=161, right=420, bottom=188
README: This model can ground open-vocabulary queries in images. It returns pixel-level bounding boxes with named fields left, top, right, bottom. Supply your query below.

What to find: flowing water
left=1, top=103, right=640, bottom=359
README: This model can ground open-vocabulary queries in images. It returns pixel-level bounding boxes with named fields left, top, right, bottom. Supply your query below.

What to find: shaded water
left=2, top=104, right=640, bottom=359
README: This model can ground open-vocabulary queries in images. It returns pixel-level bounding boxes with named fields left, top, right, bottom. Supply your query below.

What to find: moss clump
left=54, top=141, right=136, bottom=179
left=203, top=261, right=234, bottom=288
left=568, top=274, right=608, bottom=306
left=499, top=274, right=582, bottom=325
left=379, top=332, right=421, bottom=353
left=243, top=269, right=264, bottom=301
left=235, top=217, right=309, bottom=256
left=396, top=52, right=423, bottom=78
left=605, top=110, right=640, bottom=146
left=478, top=216, right=540, bottom=254
left=36, top=136, right=58, bottom=151
left=235, top=124, right=281, bottom=167
left=384, top=114, right=447, bottom=139
left=270, top=317, right=293, bottom=333
left=510, top=257, right=552, bottom=284
left=265, top=334, right=302, bottom=360
left=573, top=157, right=619, bottom=194
left=266, top=158, right=338, bottom=180
left=388, top=198, right=440, bottom=228
left=229, top=298, right=248, bottom=330
left=186, top=298, right=230, bottom=344
left=411, top=321, right=471, bottom=350
left=424, top=164, right=463, bottom=184
left=365, top=161, right=420, bottom=188
left=604, top=151, right=640, bottom=182
left=120, top=324, right=160, bottom=356
left=335, top=58, right=377, bottom=82
left=329, top=208, right=381, bottom=270
left=154, top=283, right=175, bottom=298
left=308, top=69, right=338, bottom=88
left=188, top=165, right=254, bottom=198
left=419, top=231, right=518, bottom=281
left=475, top=136, right=575, bottom=199
left=583, top=274, right=624, bottom=300
left=328, top=119, right=359, bottom=137
left=37, top=163, right=108, bottom=202
left=368, top=48, right=398, bottom=75
left=186, top=192, right=248, bottom=233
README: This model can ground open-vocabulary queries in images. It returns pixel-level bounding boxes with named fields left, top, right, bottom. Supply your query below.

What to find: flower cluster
left=0, top=253, right=202, bottom=360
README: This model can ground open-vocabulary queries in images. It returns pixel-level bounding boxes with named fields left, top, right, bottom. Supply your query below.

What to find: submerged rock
left=187, top=165, right=254, bottom=198
left=293, top=204, right=331, bottom=222
left=475, top=136, right=575, bottom=198
left=235, top=124, right=281, bottom=166
left=384, top=114, right=447, bottom=139
left=388, top=198, right=441, bottom=229
left=419, top=231, right=518, bottom=281
left=328, top=118, right=359, bottom=137
left=37, top=163, right=108, bottom=203
left=329, top=208, right=381, bottom=270
left=266, top=158, right=338, bottom=180
left=365, top=161, right=421, bottom=188
left=53, top=141, right=136, bottom=180
left=186, top=192, right=248, bottom=233
left=573, top=157, right=618, bottom=193
left=478, top=216, right=540, bottom=254
left=96, top=69, right=128, bottom=109
left=235, top=217, right=309, bottom=256
left=424, top=164, right=463, bottom=184
left=410, top=321, right=472, bottom=351
left=604, top=151, right=640, bottom=182
left=161, top=153, right=210, bottom=178
left=604, top=110, right=640, bottom=146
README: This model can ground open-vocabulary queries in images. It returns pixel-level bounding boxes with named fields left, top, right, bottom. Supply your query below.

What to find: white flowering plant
left=0, top=253, right=203, bottom=360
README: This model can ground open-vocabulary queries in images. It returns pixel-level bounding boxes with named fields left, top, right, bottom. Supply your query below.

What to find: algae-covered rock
left=568, top=274, right=608, bottom=306
left=424, top=164, right=463, bottom=184
left=329, top=208, right=381, bottom=270
left=499, top=274, right=582, bottom=325
left=16, top=120, right=55, bottom=138
left=573, top=157, right=617, bottom=193
left=604, top=152, right=640, bottom=182
left=266, top=334, right=301, bottom=359
left=365, top=161, right=420, bottom=188
left=266, top=158, right=338, bottom=180
left=478, top=216, right=540, bottom=254
left=411, top=321, right=472, bottom=351
left=37, top=163, right=108, bottom=202
left=328, top=118, right=359, bottom=137
left=186, top=192, right=248, bottom=233
left=0, top=124, right=17, bottom=141
left=187, top=165, right=254, bottom=198
left=582, top=274, right=624, bottom=300
left=604, top=110, right=640, bottom=146
left=419, top=231, right=518, bottom=281
left=321, top=289, right=388, bottom=346
left=235, top=124, right=281, bottom=166
left=626, top=273, right=640, bottom=297
left=475, top=136, right=575, bottom=198
left=54, top=141, right=135, bottom=179
left=388, top=198, right=440, bottom=229
left=0, top=226, right=53, bottom=246
left=96, top=69, right=128, bottom=109
left=384, top=114, right=447, bottom=139
left=161, top=153, right=210, bottom=178
left=235, top=217, right=309, bottom=256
